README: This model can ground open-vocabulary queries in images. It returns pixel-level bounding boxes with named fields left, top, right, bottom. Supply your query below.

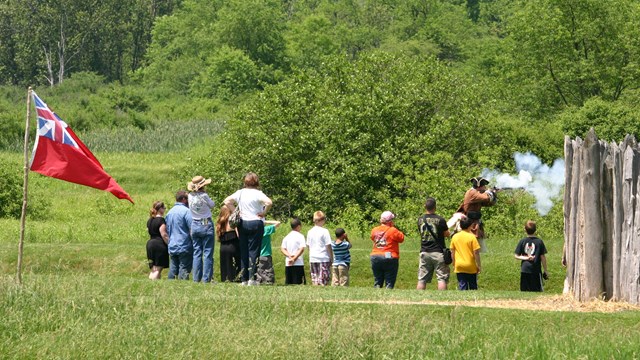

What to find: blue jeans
left=370, top=256, right=399, bottom=289
left=168, top=252, right=192, bottom=280
left=191, top=219, right=214, bottom=283
left=238, top=219, right=264, bottom=282
left=456, top=273, right=478, bottom=290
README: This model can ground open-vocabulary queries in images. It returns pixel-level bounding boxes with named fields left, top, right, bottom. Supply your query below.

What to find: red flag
left=29, top=92, right=134, bottom=203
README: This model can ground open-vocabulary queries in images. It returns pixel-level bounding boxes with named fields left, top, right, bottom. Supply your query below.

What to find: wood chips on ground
left=328, top=295, right=640, bottom=313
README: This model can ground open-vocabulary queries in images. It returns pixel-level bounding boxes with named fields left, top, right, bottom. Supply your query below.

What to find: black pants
left=520, top=272, right=543, bottom=292
left=370, top=256, right=399, bottom=289
left=220, top=239, right=240, bottom=282
left=285, top=265, right=306, bottom=285
left=238, top=220, right=264, bottom=282
left=456, top=273, right=478, bottom=290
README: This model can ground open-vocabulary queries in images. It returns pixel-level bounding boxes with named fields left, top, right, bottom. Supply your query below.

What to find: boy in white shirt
left=281, top=218, right=306, bottom=285
left=306, top=211, right=333, bottom=286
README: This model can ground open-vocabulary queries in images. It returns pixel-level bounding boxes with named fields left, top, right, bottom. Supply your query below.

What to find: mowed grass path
left=1, top=152, right=639, bottom=359
left=2, top=275, right=640, bottom=359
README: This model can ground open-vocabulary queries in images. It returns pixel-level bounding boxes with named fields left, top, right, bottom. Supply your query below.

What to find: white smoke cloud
left=481, top=152, right=565, bottom=216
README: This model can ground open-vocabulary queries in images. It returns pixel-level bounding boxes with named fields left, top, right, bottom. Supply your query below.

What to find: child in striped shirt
left=331, top=228, right=352, bottom=286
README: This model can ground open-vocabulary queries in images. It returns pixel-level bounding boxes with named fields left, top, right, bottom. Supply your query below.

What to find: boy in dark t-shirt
left=514, top=220, right=548, bottom=292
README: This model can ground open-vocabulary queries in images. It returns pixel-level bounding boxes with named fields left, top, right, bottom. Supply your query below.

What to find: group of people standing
left=145, top=172, right=272, bottom=284
left=414, top=177, right=549, bottom=292
left=146, top=174, right=549, bottom=291
left=274, top=211, right=352, bottom=286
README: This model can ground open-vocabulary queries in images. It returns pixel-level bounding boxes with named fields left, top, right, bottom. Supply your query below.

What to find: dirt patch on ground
left=330, top=295, right=640, bottom=313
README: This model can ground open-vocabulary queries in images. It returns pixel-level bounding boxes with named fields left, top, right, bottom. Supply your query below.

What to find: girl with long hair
left=216, top=205, right=241, bottom=282
left=146, top=201, right=169, bottom=280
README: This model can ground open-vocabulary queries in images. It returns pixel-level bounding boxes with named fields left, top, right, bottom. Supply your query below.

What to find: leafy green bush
left=29, top=75, right=152, bottom=133
left=189, top=52, right=556, bottom=232
left=559, top=96, right=640, bottom=141
left=0, top=108, right=25, bottom=152
left=0, top=158, right=23, bottom=218
left=191, top=46, right=259, bottom=100
left=0, top=79, right=227, bottom=152
left=0, top=86, right=29, bottom=151
left=285, top=15, right=340, bottom=69
left=0, top=158, right=49, bottom=219
left=55, top=72, right=106, bottom=95
left=482, top=190, right=563, bottom=241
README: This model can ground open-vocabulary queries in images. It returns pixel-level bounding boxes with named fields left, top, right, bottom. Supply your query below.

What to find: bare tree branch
left=547, top=59, right=569, bottom=106
left=42, top=45, right=54, bottom=87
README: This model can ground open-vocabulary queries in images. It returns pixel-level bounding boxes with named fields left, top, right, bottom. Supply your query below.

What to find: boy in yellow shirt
left=450, top=216, right=481, bottom=290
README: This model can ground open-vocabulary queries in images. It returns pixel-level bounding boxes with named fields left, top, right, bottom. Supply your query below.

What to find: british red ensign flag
left=29, top=92, right=134, bottom=203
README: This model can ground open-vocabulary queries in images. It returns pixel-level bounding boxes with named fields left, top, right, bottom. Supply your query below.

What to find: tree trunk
left=43, top=46, right=55, bottom=87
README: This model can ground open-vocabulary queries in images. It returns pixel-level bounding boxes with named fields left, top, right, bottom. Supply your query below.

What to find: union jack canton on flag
left=29, top=92, right=133, bottom=203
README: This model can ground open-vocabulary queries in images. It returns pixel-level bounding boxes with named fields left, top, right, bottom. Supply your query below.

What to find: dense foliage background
left=2, top=0, right=640, bottom=236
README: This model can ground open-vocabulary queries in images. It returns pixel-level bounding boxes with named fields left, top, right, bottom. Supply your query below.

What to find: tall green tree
left=137, top=0, right=222, bottom=95
left=0, top=0, right=177, bottom=86
left=141, top=0, right=286, bottom=96
left=214, top=0, right=287, bottom=69
left=285, top=14, right=339, bottom=69
left=502, top=0, right=640, bottom=115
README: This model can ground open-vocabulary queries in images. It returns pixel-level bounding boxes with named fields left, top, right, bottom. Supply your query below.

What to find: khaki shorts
left=418, top=252, right=450, bottom=283
left=331, top=264, right=350, bottom=286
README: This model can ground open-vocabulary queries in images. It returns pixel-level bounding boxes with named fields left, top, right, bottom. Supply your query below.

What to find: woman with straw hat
left=188, top=175, right=216, bottom=283
left=223, top=172, right=272, bottom=286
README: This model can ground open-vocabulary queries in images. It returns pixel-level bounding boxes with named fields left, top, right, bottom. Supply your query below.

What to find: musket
left=492, top=187, right=526, bottom=191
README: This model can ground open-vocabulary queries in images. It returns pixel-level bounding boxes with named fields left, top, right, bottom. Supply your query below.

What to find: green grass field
left=1, top=152, right=639, bottom=359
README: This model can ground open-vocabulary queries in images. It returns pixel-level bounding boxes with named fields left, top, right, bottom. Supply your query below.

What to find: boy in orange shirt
left=450, top=216, right=481, bottom=290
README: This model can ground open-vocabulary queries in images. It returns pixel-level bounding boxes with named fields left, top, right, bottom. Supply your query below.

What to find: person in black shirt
left=417, top=197, right=450, bottom=291
left=146, top=201, right=169, bottom=280
left=514, top=220, right=548, bottom=292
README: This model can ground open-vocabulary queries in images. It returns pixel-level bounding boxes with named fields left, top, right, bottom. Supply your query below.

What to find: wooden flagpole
left=17, top=87, right=32, bottom=285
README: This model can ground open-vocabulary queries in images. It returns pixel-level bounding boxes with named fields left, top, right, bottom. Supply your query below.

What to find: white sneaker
left=240, top=281, right=248, bottom=286
left=248, top=280, right=258, bottom=286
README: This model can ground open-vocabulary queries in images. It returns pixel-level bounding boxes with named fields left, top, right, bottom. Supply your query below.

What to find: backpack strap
left=420, top=215, right=447, bottom=252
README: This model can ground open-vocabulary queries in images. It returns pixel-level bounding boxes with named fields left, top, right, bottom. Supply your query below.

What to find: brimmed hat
left=470, top=177, right=489, bottom=188
left=380, top=210, right=395, bottom=223
left=188, top=175, right=211, bottom=191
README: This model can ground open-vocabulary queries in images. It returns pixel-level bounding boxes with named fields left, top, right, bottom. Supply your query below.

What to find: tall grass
left=79, top=119, right=225, bottom=153
left=5, top=120, right=225, bottom=153
left=1, top=275, right=639, bottom=359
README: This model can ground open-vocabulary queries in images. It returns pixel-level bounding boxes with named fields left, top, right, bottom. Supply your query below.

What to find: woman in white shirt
left=188, top=175, right=216, bottom=283
left=224, top=172, right=272, bottom=285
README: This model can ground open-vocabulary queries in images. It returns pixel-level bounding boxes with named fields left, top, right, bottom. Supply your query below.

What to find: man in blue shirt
left=166, top=190, right=193, bottom=280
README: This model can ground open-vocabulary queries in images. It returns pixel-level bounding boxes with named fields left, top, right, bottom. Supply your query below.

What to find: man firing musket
left=448, top=177, right=498, bottom=252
